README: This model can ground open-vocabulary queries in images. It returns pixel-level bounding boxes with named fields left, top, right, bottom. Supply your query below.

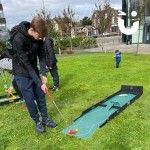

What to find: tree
left=55, top=6, right=76, bottom=52
left=55, top=6, right=76, bottom=37
left=133, top=0, right=145, bottom=55
left=94, top=0, right=113, bottom=52
left=130, top=0, right=150, bottom=55
left=81, top=16, right=92, bottom=26
left=35, top=9, right=60, bottom=38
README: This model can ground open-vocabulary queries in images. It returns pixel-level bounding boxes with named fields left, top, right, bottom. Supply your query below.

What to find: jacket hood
left=11, top=21, right=35, bottom=41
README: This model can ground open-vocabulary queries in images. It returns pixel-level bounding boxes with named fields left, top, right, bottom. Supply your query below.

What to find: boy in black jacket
left=11, top=17, right=57, bottom=133
left=43, top=37, right=59, bottom=91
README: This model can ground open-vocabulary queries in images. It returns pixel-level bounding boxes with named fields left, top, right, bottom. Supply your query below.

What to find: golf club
left=46, top=89, right=67, bottom=124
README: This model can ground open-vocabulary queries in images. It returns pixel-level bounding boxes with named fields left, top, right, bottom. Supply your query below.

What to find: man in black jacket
left=44, top=37, right=59, bottom=91
left=12, top=16, right=57, bottom=133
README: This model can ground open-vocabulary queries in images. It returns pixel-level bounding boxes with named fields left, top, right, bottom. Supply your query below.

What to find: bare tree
left=132, top=0, right=145, bottom=55
left=94, top=0, right=113, bottom=52
left=55, top=6, right=76, bottom=52
left=36, top=9, right=60, bottom=38
left=130, top=0, right=150, bottom=55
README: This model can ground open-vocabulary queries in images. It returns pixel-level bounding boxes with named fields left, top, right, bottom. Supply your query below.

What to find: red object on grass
left=68, top=129, right=76, bottom=135
left=21, top=105, right=26, bottom=110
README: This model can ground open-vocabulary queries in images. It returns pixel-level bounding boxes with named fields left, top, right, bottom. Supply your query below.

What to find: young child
left=114, top=50, right=122, bottom=68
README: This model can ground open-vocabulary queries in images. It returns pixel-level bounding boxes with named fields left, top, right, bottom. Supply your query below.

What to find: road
left=96, top=36, right=122, bottom=45
left=86, top=36, right=150, bottom=54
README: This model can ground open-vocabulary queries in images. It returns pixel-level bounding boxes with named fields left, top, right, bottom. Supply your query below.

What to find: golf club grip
left=46, top=90, right=54, bottom=102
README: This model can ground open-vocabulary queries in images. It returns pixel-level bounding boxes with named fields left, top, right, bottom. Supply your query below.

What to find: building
left=73, top=25, right=95, bottom=37
left=91, top=8, right=120, bottom=36
left=52, top=19, right=63, bottom=36
left=122, top=0, right=150, bottom=44
left=0, top=0, right=9, bottom=41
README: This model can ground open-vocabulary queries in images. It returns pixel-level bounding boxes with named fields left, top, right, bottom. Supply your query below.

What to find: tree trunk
left=101, top=35, right=104, bottom=53
left=69, top=37, right=73, bottom=51
left=136, top=28, right=140, bottom=55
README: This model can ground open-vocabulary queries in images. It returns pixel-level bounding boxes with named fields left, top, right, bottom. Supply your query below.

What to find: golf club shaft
left=46, top=90, right=67, bottom=123
left=52, top=101, right=67, bottom=123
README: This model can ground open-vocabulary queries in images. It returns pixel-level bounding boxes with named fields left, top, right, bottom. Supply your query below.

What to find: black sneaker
left=48, top=86, right=54, bottom=90
left=16, top=99, right=25, bottom=104
left=36, top=122, right=45, bottom=133
left=51, top=86, right=59, bottom=92
left=42, top=118, right=57, bottom=128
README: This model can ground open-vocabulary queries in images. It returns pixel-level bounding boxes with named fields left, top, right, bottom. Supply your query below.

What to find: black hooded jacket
left=11, top=21, right=46, bottom=87
left=44, top=37, right=57, bottom=69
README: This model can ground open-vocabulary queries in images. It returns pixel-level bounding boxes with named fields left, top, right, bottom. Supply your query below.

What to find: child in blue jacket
left=114, top=50, right=122, bottom=68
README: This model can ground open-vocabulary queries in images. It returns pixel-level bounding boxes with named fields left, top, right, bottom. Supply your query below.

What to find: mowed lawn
left=0, top=52, right=150, bottom=150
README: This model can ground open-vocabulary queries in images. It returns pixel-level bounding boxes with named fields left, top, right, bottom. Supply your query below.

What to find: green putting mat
left=62, top=93, right=137, bottom=139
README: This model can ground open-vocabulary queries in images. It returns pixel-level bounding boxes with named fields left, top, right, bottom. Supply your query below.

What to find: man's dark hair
left=31, top=16, right=47, bottom=38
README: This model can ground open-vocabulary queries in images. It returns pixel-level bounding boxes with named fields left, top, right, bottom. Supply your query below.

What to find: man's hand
left=42, top=76, right=47, bottom=84
left=6, top=88, right=13, bottom=94
left=41, top=83, right=48, bottom=93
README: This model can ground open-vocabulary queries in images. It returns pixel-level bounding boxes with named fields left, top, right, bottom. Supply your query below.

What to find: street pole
left=127, top=0, right=131, bottom=28
left=126, top=0, right=131, bottom=44
left=42, top=0, right=45, bottom=11
left=42, top=0, right=46, bottom=19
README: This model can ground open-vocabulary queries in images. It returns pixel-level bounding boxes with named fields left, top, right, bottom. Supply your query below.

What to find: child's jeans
left=116, top=60, right=121, bottom=68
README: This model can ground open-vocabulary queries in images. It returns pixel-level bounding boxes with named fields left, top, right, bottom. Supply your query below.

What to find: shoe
left=49, top=86, right=54, bottom=90
left=16, top=99, right=25, bottom=104
left=42, top=118, right=57, bottom=128
left=36, top=122, right=45, bottom=133
left=51, top=86, right=59, bottom=91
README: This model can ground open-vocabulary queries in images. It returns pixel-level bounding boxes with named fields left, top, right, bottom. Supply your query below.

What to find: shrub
left=80, top=37, right=96, bottom=48
left=54, top=37, right=83, bottom=54
left=72, top=36, right=83, bottom=47
left=53, top=36, right=96, bottom=54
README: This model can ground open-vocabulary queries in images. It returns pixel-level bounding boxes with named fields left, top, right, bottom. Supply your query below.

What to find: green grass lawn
left=0, top=52, right=150, bottom=150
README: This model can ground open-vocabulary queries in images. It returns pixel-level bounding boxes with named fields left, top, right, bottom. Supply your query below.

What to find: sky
left=1, top=0, right=122, bottom=30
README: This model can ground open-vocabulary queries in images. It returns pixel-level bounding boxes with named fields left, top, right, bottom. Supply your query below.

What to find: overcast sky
left=1, top=0, right=121, bottom=30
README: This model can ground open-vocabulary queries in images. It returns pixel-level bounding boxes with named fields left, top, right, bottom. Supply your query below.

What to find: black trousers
left=48, top=64, right=59, bottom=88
left=12, top=79, right=23, bottom=99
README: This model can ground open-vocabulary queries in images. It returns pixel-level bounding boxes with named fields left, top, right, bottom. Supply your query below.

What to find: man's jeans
left=15, top=76, right=48, bottom=123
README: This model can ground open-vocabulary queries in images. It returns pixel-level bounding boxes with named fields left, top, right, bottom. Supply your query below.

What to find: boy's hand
left=42, top=76, right=47, bottom=84
left=6, top=88, right=13, bottom=94
left=41, top=83, right=48, bottom=93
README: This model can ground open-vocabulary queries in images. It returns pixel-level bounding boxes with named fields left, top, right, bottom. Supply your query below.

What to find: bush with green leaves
left=72, top=36, right=83, bottom=47
left=80, top=37, right=96, bottom=48
left=54, top=39, right=65, bottom=54
left=54, top=37, right=83, bottom=53
left=54, top=36, right=96, bottom=54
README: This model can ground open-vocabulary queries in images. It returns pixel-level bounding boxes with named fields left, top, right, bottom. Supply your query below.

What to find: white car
left=103, top=32, right=111, bottom=36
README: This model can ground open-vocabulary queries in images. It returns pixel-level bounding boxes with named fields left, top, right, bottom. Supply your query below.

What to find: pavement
left=84, top=37, right=150, bottom=54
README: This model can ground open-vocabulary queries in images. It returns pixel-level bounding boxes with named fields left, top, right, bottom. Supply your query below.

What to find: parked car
left=102, top=32, right=111, bottom=37
left=92, top=34, right=99, bottom=38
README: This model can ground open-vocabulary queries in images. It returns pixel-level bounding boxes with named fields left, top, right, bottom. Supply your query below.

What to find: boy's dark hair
left=115, top=50, right=119, bottom=53
left=30, top=16, right=47, bottom=38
